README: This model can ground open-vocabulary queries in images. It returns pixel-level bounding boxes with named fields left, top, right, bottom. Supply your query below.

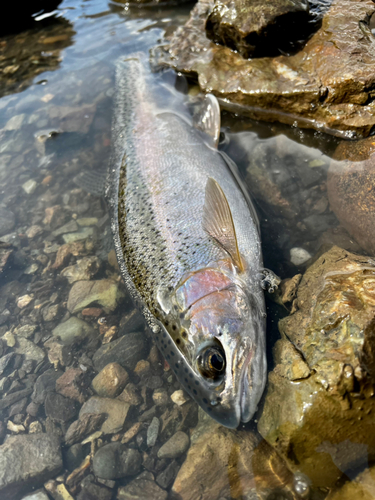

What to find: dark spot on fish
left=193, top=389, right=197, bottom=395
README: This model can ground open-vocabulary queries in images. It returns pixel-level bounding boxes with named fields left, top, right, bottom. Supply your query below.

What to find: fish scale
left=107, top=54, right=267, bottom=428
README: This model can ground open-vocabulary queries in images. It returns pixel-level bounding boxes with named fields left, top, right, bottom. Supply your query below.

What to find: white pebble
left=22, top=179, right=37, bottom=194
left=171, top=390, right=189, bottom=406
left=290, top=247, right=312, bottom=266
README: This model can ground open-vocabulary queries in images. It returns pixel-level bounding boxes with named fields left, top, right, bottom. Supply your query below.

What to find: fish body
left=106, top=55, right=266, bottom=428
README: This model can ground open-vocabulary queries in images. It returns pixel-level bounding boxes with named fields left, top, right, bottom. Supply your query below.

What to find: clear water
left=0, top=1, right=372, bottom=499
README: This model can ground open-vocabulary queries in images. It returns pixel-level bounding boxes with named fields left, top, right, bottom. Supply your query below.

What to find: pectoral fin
left=203, top=177, right=244, bottom=272
left=193, top=94, right=221, bottom=149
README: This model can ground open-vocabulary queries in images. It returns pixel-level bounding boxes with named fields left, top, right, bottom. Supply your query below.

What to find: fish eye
left=197, top=345, right=226, bottom=380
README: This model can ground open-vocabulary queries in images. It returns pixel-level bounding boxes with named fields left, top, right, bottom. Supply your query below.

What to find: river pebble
left=92, top=362, right=129, bottom=398
left=147, top=416, right=160, bottom=447
left=93, top=443, right=142, bottom=480
left=158, top=431, right=190, bottom=459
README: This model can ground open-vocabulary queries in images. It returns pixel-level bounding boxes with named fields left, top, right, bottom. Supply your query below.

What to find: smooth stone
left=93, top=443, right=141, bottom=480
left=258, top=246, right=375, bottom=488
left=52, top=317, right=94, bottom=346
left=156, top=460, right=180, bottom=489
left=170, top=390, right=188, bottom=406
left=62, top=227, right=94, bottom=244
left=21, top=490, right=50, bottom=500
left=290, top=247, right=312, bottom=266
left=14, top=324, right=37, bottom=338
left=44, top=392, right=78, bottom=423
left=0, top=434, right=62, bottom=500
left=77, top=481, right=112, bottom=500
left=92, top=362, right=129, bottom=398
left=117, top=476, right=167, bottom=500
left=0, top=388, right=32, bottom=411
left=32, top=369, right=63, bottom=404
left=328, top=137, right=375, bottom=256
left=0, top=352, right=15, bottom=375
left=22, top=179, right=37, bottom=195
left=0, top=208, right=15, bottom=237
left=79, top=396, right=130, bottom=434
left=147, top=417, right=160, bottom=448
left=51, top=220, right=79, bottom=237
left=67, top=279, right=125, bottom=313
left=76, top=217, right=98, bottom=226
left=64, top=443, right=85, bottom=472
left=93, top=333, right=147, bottom=372
left=157, top=431, right=190, bottom=459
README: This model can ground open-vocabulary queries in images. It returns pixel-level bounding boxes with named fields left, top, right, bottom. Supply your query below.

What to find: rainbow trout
left=106, top=54, right=272, bottom=428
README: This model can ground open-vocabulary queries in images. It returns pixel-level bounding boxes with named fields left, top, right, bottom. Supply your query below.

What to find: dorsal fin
left=203, top=177, right=244, bottom=272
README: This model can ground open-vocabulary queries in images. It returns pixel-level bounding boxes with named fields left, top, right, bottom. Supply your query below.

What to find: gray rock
left=0, top=352, right=15, bottom=375
left=77, top=481, right=112, bottom=500
left=93, top=333, right=147, bottom=372
left=64, top=443, right=85, bottom=472
left=14, top=338, right=45, bottom=363
left=32, top=369, right=63, bottom=404
left=0, top=208, right=15, bottom=237
left=67, top=279, right=124, bottom=313
left=117, top=475, right=167, bottom=500
left=52, top=317, right=94, bottom=346
left=0, top=434, right=62, bottom=500
left=157, top=431, right=190, bottom=459
left=44, top=392, right=78, bottom=423
left=65, top=413, right=107, bottom=446
left=93, top=443, right=141, bottom=480
left=156, top=460, right=180, bottom=489
left=0, top=388, right=32, bottom=411
left=61, top=256, right=101, bottom=284
left=147, top=417, right=160, bottom=448
left=21, top=490, right=50, bottom=500
left=79, top=397, right=130, bottom=435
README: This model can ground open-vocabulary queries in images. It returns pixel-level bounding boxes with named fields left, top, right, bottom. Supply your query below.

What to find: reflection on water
left=0, top=1, right=374, bottom=499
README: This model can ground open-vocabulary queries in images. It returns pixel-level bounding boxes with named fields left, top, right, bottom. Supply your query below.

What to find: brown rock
left=206, top=0, right=310, bottom=58
left=79, top=397, right=130, bottom=435
left=154, top=0, right=375, bottom=138
left=56, top=368, right=90, bottom=404
left=43, top=205, right=66, bottom=230
left=61, top=256, right=101, bottom=284
left=52, top=242, right=86, bottom=269
left=258, top=246, right=375, bottom=488
left=65, top=413, right=107, bottom=446
left=92, top=362, right=129, bottom=398
left=326, top=465, right=375, bottom=500
left=328, top=136, right=375, bottom=255
left=67, top=279, right=125, bottom=313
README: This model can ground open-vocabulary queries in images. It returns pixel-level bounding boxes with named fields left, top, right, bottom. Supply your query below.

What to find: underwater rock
left=61, top=256, right=101, bottom=284
left=154, top=0, right=375, bottom=138
left=172, top=410, right=298, bottom=499
left=328, top=136, right=375, bottom=256
left=0, top=433, right=62, bottom=500
left=326, top=464, right=375, bottom=499
left=0, top=208, right=15, bottom=237
left=258, top=246, right=375, bottom=488
left=52, top=317, right=94, bottom=346
left=93, top=443, right=142, bottom=480
left=117, top=472, right=167, bottom=500
left=67, top=279, right=125, bottom=313
left=65, top=413, right=106, bottom=446
left=79, top=396, right=130, bottom=435
left=206, top=0, right=310, bottom=58
left=92, top=362, right=129, bottom=398
left=93, top=333, right=147, bottom=372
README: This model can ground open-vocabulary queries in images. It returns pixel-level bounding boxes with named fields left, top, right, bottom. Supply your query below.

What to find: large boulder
left=258, top=246, right=375, bottom=488
left=154, top=0, right=375, bottom=138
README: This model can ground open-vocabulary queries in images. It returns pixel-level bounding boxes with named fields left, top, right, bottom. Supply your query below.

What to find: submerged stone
left=258, top=246, right=375, bottom=488
left=206, top=0, right=310, bottom=58
left=154, top=0, right=375, bottom=138
left=328, top=136, right=375, bottom=256
left=67, top=279, right=125, bottom=313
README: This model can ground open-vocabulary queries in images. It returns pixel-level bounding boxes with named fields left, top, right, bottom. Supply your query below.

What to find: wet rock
left=258, top=246, right=375, bottom=488
left=0, top=352, right=15, bottom=375
left=118, top=383, right=142, bottom=406
left=93, top=443, right=141, bottom=479
left=49, top=103, right=96, bottom=134
left=117, top=473, right=167, bottom=500
left=206, top=0, right=310, bottom=58
left=15, top=337, right=45, bottom=363
left=32, top=369, right=63, bottom=404
left=77, top=481, right=112, bottom=500
left=93, top=332, right=147, bottom=372
left=0, top=388, right=32, bottom=411
left=326, top=464, right=375, bottom=500
left=290, top=247, right=312, bottom=266
left=147, top=417, right=160, bottom=447
left=61, top=256, right=101, bottom=284
left=0, top=208, right=15, bottom=237
left=65, top=413, right=106, bottom=446
left=56, top=367, right=90, bottom=404
left=171, top=412, right=259, bottom=500
left=152, top=388, right=169, bottom=407
left=52, top=242, right=86, bottom=269
left=44, top=481, right=74, bottom=500
left=171, top=389, right=189, bottom=406
left=156, top=460, right=179, bottom=489
left=45, top=392, right=78, bottom=423
left=67, top=279, right=124, bottom=314
left=79, top=396, right=130, bottom=434
left=44, top=206, right=66, bottom=230
left=17, top=295, right=33, bottom=309
left=15, top=324, right=37, bottom=339
left=21, top=491, right=50, bottom=500
left=154, top=0, right=375, bottom=138
left=52, top=220, right=79, bottom=237
left=92, top=362, right=129, bottom=398
left=62, top=227, right=94, bottom=244
left=0, top=433, right=62, bottom=500
left=0, top=242, right=13, bottom=273
left=52, top=317, right=94, bottom=346
left=157, top=431, right=190, bottom=459
left=328, top=137, right=375, bottom=256
left=22, top=179, right=37, bottom=195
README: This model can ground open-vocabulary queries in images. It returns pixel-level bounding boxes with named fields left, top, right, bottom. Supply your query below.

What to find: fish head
left=167, top=266, right=266, bottom=428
